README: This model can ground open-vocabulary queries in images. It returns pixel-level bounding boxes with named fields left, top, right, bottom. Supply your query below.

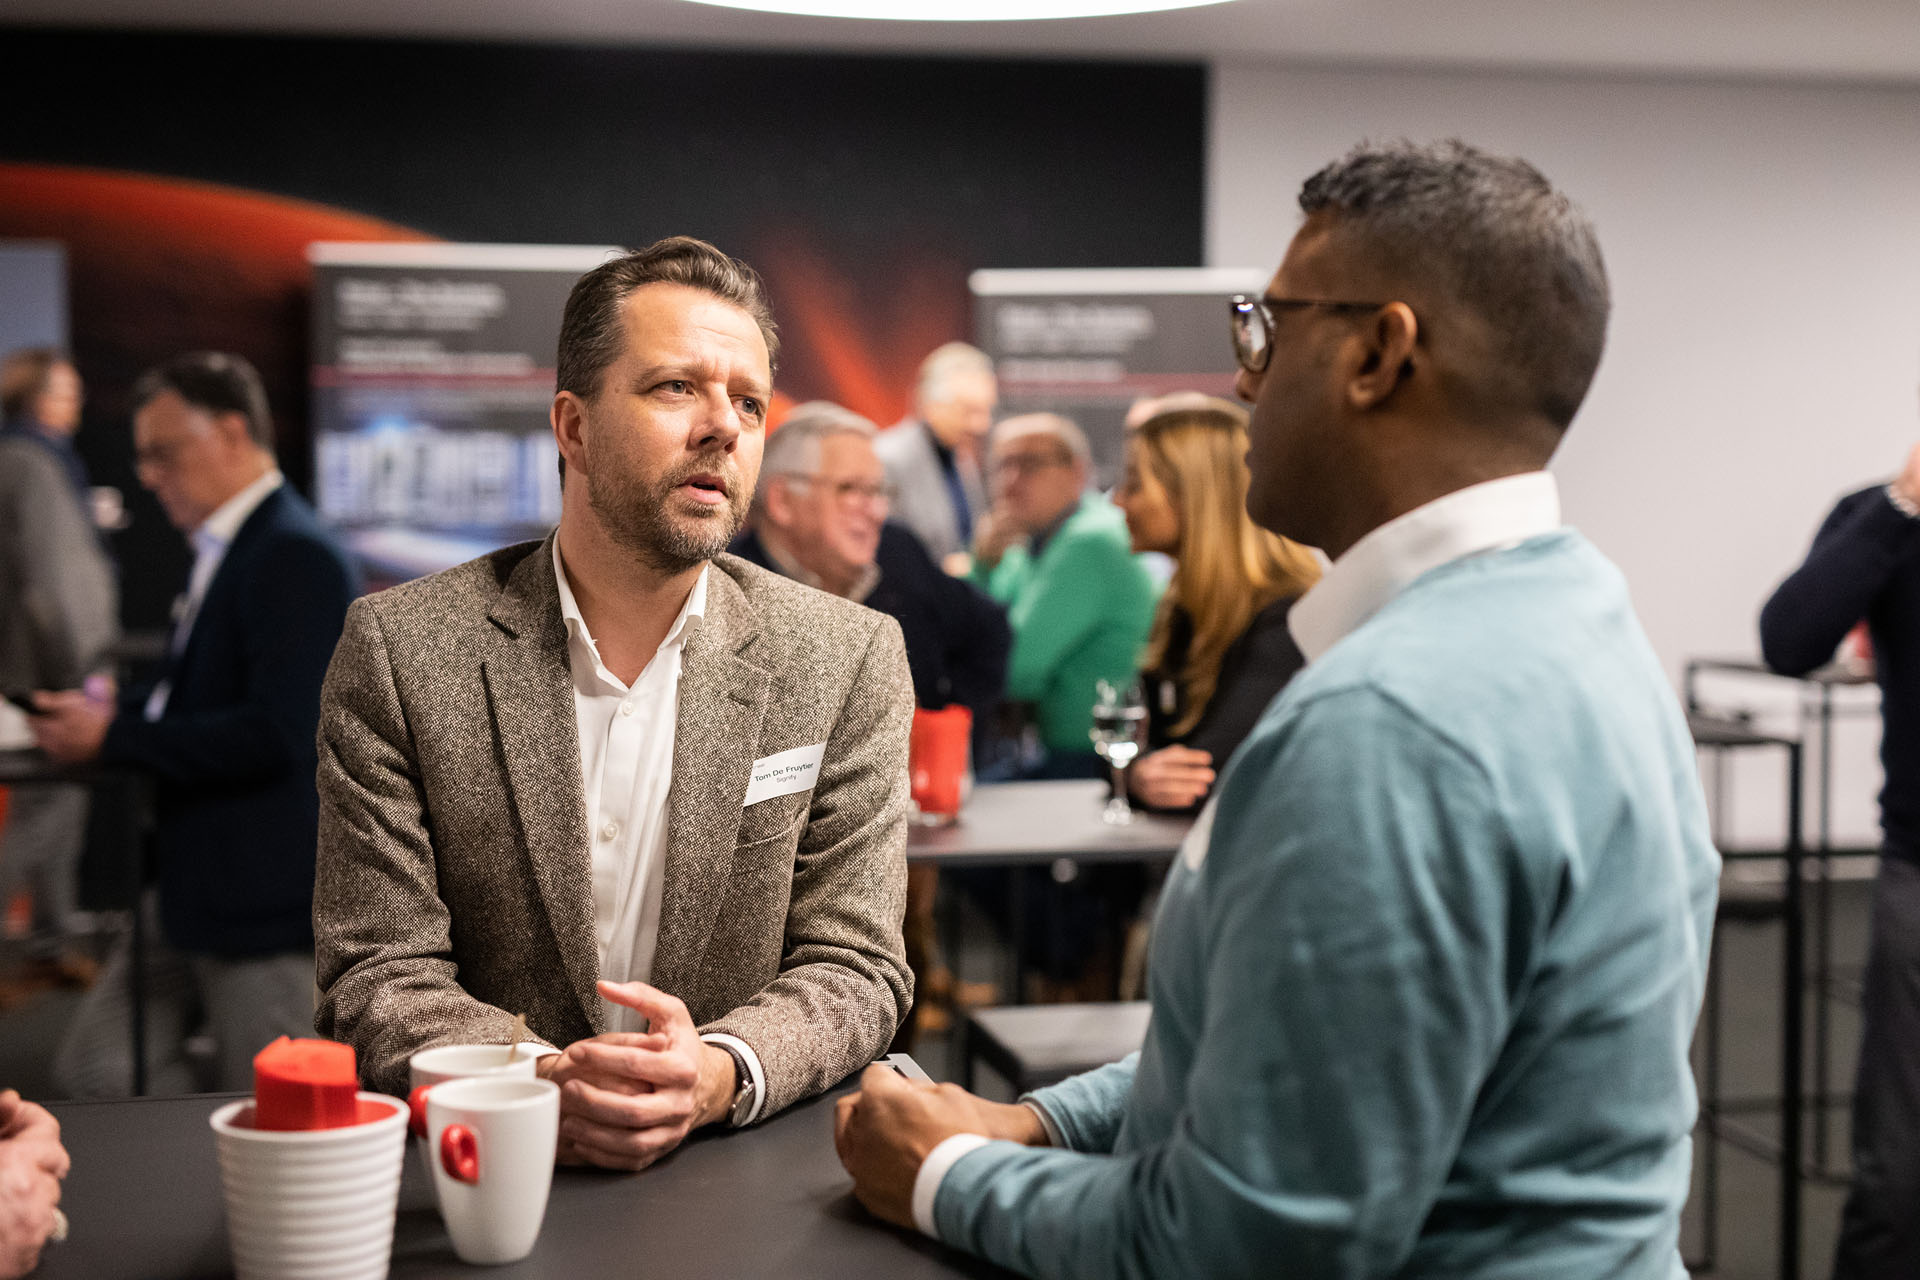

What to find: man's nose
left=692, top=390, right=745, bottom=449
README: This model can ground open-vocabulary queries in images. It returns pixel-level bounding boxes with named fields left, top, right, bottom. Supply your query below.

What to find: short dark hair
left=0, top=347, right=69, bottom=421
left=556, top=236, right=779, bottom=401
left=130, top=351, right=276, bottom=452
left=1299, top=139, right=1610, bottom=431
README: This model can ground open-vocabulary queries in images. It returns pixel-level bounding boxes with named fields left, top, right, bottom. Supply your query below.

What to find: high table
left=906, top=780, right=1194, bottom=997
left=38, top=1073, right=1010, bottom=1280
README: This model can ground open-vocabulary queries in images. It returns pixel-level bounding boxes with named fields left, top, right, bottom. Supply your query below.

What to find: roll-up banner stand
left=308, top=242, right=617, bottom=586
left=970, top=267, right=1267, bottom=487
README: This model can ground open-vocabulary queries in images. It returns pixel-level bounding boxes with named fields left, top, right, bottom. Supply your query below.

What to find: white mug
left=411, top=1076, right=560, bottom=1266
left=407, top=1043, right=544, bottom=1185
left=407, top=1042, right=544, bottom=1092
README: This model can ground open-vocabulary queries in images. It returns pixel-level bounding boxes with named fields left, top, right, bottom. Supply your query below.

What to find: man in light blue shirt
left=835, top=140, right=1719, bottom=1278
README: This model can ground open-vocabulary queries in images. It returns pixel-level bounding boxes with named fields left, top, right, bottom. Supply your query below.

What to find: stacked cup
left=208, top=1090, right=409, bottom=1280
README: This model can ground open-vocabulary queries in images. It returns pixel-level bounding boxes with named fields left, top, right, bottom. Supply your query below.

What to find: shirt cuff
left=912, top=1133, right=992, bottom=1239
left=1018, top=1096, right=1066, bottom=1149
left=699, top=1032, right=765, bottom=1126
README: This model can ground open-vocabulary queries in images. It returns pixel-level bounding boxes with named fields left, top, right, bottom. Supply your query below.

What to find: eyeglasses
left=780, top=474, right=896, bottom=507
left=991, top=451, right=1071, bottom=479
left=1229, top=293, right=1389, bottom=375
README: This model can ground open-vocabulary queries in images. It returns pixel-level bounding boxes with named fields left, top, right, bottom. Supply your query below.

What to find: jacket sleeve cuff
left=912, top=1133, right=992, bottom=1238
left=699, top=1032, right=766, bottom=1126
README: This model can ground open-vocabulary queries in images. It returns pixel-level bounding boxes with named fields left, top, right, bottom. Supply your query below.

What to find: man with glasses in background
left=730, top=399, right=1009, bottom=1038
left=29, top=351, right=359, bottom=1095
left=837, top=140, right=1718, bottom=1279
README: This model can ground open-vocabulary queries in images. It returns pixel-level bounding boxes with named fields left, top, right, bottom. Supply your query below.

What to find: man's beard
left=587, top=452, right=751, bottom=576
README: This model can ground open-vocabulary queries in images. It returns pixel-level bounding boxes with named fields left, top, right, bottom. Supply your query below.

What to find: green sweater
left=974, top=495, right=1157, bottom=756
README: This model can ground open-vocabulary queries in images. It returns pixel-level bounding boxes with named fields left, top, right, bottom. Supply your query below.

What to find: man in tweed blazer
left=315, top=238, right=913, bottom=1170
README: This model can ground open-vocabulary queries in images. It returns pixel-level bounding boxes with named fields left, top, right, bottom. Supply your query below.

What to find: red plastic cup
left=910, top=706, right=972, bottom=825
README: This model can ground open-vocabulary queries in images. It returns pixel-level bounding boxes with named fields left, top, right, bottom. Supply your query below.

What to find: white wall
left=1208, top=63, right=1920, bottom=847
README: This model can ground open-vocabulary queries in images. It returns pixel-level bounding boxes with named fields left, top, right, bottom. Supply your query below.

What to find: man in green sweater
left=970, top=413, right=1156, bottom=775
left=838, top=141, right=1718, bottom=1278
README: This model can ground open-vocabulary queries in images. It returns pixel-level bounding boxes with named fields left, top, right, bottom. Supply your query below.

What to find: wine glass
left=1090, top=679, right=1148, bottom=826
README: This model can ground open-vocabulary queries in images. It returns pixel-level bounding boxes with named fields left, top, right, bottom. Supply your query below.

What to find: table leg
left=1780, top=742, right=1804, bottom=1280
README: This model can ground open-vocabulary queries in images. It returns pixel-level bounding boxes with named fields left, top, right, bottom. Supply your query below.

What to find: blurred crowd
left=0, top=330, right=1319, bottom=1085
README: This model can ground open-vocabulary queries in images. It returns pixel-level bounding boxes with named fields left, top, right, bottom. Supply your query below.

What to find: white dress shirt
left=145, top=468, right=283, bottom=721
left=909, top=470, right=1566, bottom=1238
left=550, top=539, right=764, bottom=1123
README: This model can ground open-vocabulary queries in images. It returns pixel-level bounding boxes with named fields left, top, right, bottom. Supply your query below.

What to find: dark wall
left=1, top=27, right=1206, bottom=626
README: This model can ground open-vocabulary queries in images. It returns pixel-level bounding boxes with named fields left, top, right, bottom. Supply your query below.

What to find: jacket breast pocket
left=734, top=789, right=809, bottom=850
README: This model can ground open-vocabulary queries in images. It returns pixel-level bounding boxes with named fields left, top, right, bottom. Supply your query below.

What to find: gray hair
left=992, top=412, right=1091, bottom=470
left=762, top=401, right=877, bottom=480
left=915, top=342, right=995, bottom=409
left=1299, top=139, right=1610, bottom=431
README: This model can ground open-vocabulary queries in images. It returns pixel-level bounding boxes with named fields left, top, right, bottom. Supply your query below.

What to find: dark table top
left=41, top=1078, right=1011, bottom=1280
left=906, top=780, right=1192, bottom=867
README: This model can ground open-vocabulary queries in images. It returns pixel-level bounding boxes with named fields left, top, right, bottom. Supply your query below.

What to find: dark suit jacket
left=102, top=484, right=360, bottom=956
left=313, top=541, right=914, bottom=1107
left=729, top=522, right=1011, bottom=717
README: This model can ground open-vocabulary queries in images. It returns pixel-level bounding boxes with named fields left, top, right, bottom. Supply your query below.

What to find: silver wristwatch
left=715, top=1040, right=757, bottom=1128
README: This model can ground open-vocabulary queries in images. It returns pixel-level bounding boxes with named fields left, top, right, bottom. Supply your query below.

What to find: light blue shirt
left=920, top=476, right=1720, bottom=1278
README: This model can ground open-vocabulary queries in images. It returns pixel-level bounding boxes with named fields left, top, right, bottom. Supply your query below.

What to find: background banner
left=972, top=267, right=1266, bottom=484
left=309, top=243, right=612, bottom=584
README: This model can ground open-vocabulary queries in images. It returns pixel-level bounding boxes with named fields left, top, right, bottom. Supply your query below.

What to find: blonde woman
left=1112, top=398, right=1321, bottom=812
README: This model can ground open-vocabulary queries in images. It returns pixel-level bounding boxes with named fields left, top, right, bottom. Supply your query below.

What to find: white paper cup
left=423, top=1076, right=560, bottom=1265
left=209, top=1093, right=408, bottom=1280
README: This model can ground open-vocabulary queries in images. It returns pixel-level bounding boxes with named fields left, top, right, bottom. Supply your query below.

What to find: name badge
left=743, top=742, right=827, bottom=806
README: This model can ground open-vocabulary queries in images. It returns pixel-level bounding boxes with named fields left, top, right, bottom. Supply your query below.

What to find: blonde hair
left=1132, top=401, right=1321, bottom=736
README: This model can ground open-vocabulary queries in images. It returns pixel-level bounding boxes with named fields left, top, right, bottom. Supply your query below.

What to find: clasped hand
left=536, top=980, right=732, bottom=1171
left=0, top=1090, right=69, bottom=1280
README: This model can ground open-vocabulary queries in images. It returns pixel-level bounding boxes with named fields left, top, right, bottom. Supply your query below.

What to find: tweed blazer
left=314, top=537, right=914, bottom=1109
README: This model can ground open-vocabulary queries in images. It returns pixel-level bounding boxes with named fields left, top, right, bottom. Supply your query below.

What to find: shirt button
left=600, top=820, right=620, bottom=841
left=619, top=700, right=635, bottom=717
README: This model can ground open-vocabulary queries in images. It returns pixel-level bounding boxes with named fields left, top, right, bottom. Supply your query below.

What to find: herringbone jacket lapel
left=481, top=536, right=602, bottom=1033
left=649, top=565, right=772, bottom=1000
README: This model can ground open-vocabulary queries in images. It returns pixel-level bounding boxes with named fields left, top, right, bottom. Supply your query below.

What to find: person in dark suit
left=30, top=351, right=360, bottom=1095
left=730, top=401, right=1010, bottom=719
left=1111, top=398, right=1322, bottom=813
left=730, top=399, right=1009, bottom=1037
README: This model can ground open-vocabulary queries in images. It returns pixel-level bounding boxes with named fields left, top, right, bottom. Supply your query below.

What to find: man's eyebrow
left=629, top=361, right=715, bottom=385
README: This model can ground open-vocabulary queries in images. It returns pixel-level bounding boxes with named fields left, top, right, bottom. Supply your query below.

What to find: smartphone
left=882, top=1053, right=933, bottom=1084
left=3, top=690, right=43, bottom=716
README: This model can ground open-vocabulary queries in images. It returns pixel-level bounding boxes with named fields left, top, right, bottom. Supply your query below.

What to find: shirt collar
left=552, top=536, right=708, bottom=689
left=1288, top=471, right=1561, bottom=664
left=193, top=468, right=283, bottom=558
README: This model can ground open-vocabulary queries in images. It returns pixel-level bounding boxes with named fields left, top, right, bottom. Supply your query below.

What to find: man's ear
left=213, top=410, right=257, bottom=451
left=760, top=475, right=795, bottom=528
left=552, top=391, right=590, bottom=475
left=1345, top=302, right=1419, bottom=412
